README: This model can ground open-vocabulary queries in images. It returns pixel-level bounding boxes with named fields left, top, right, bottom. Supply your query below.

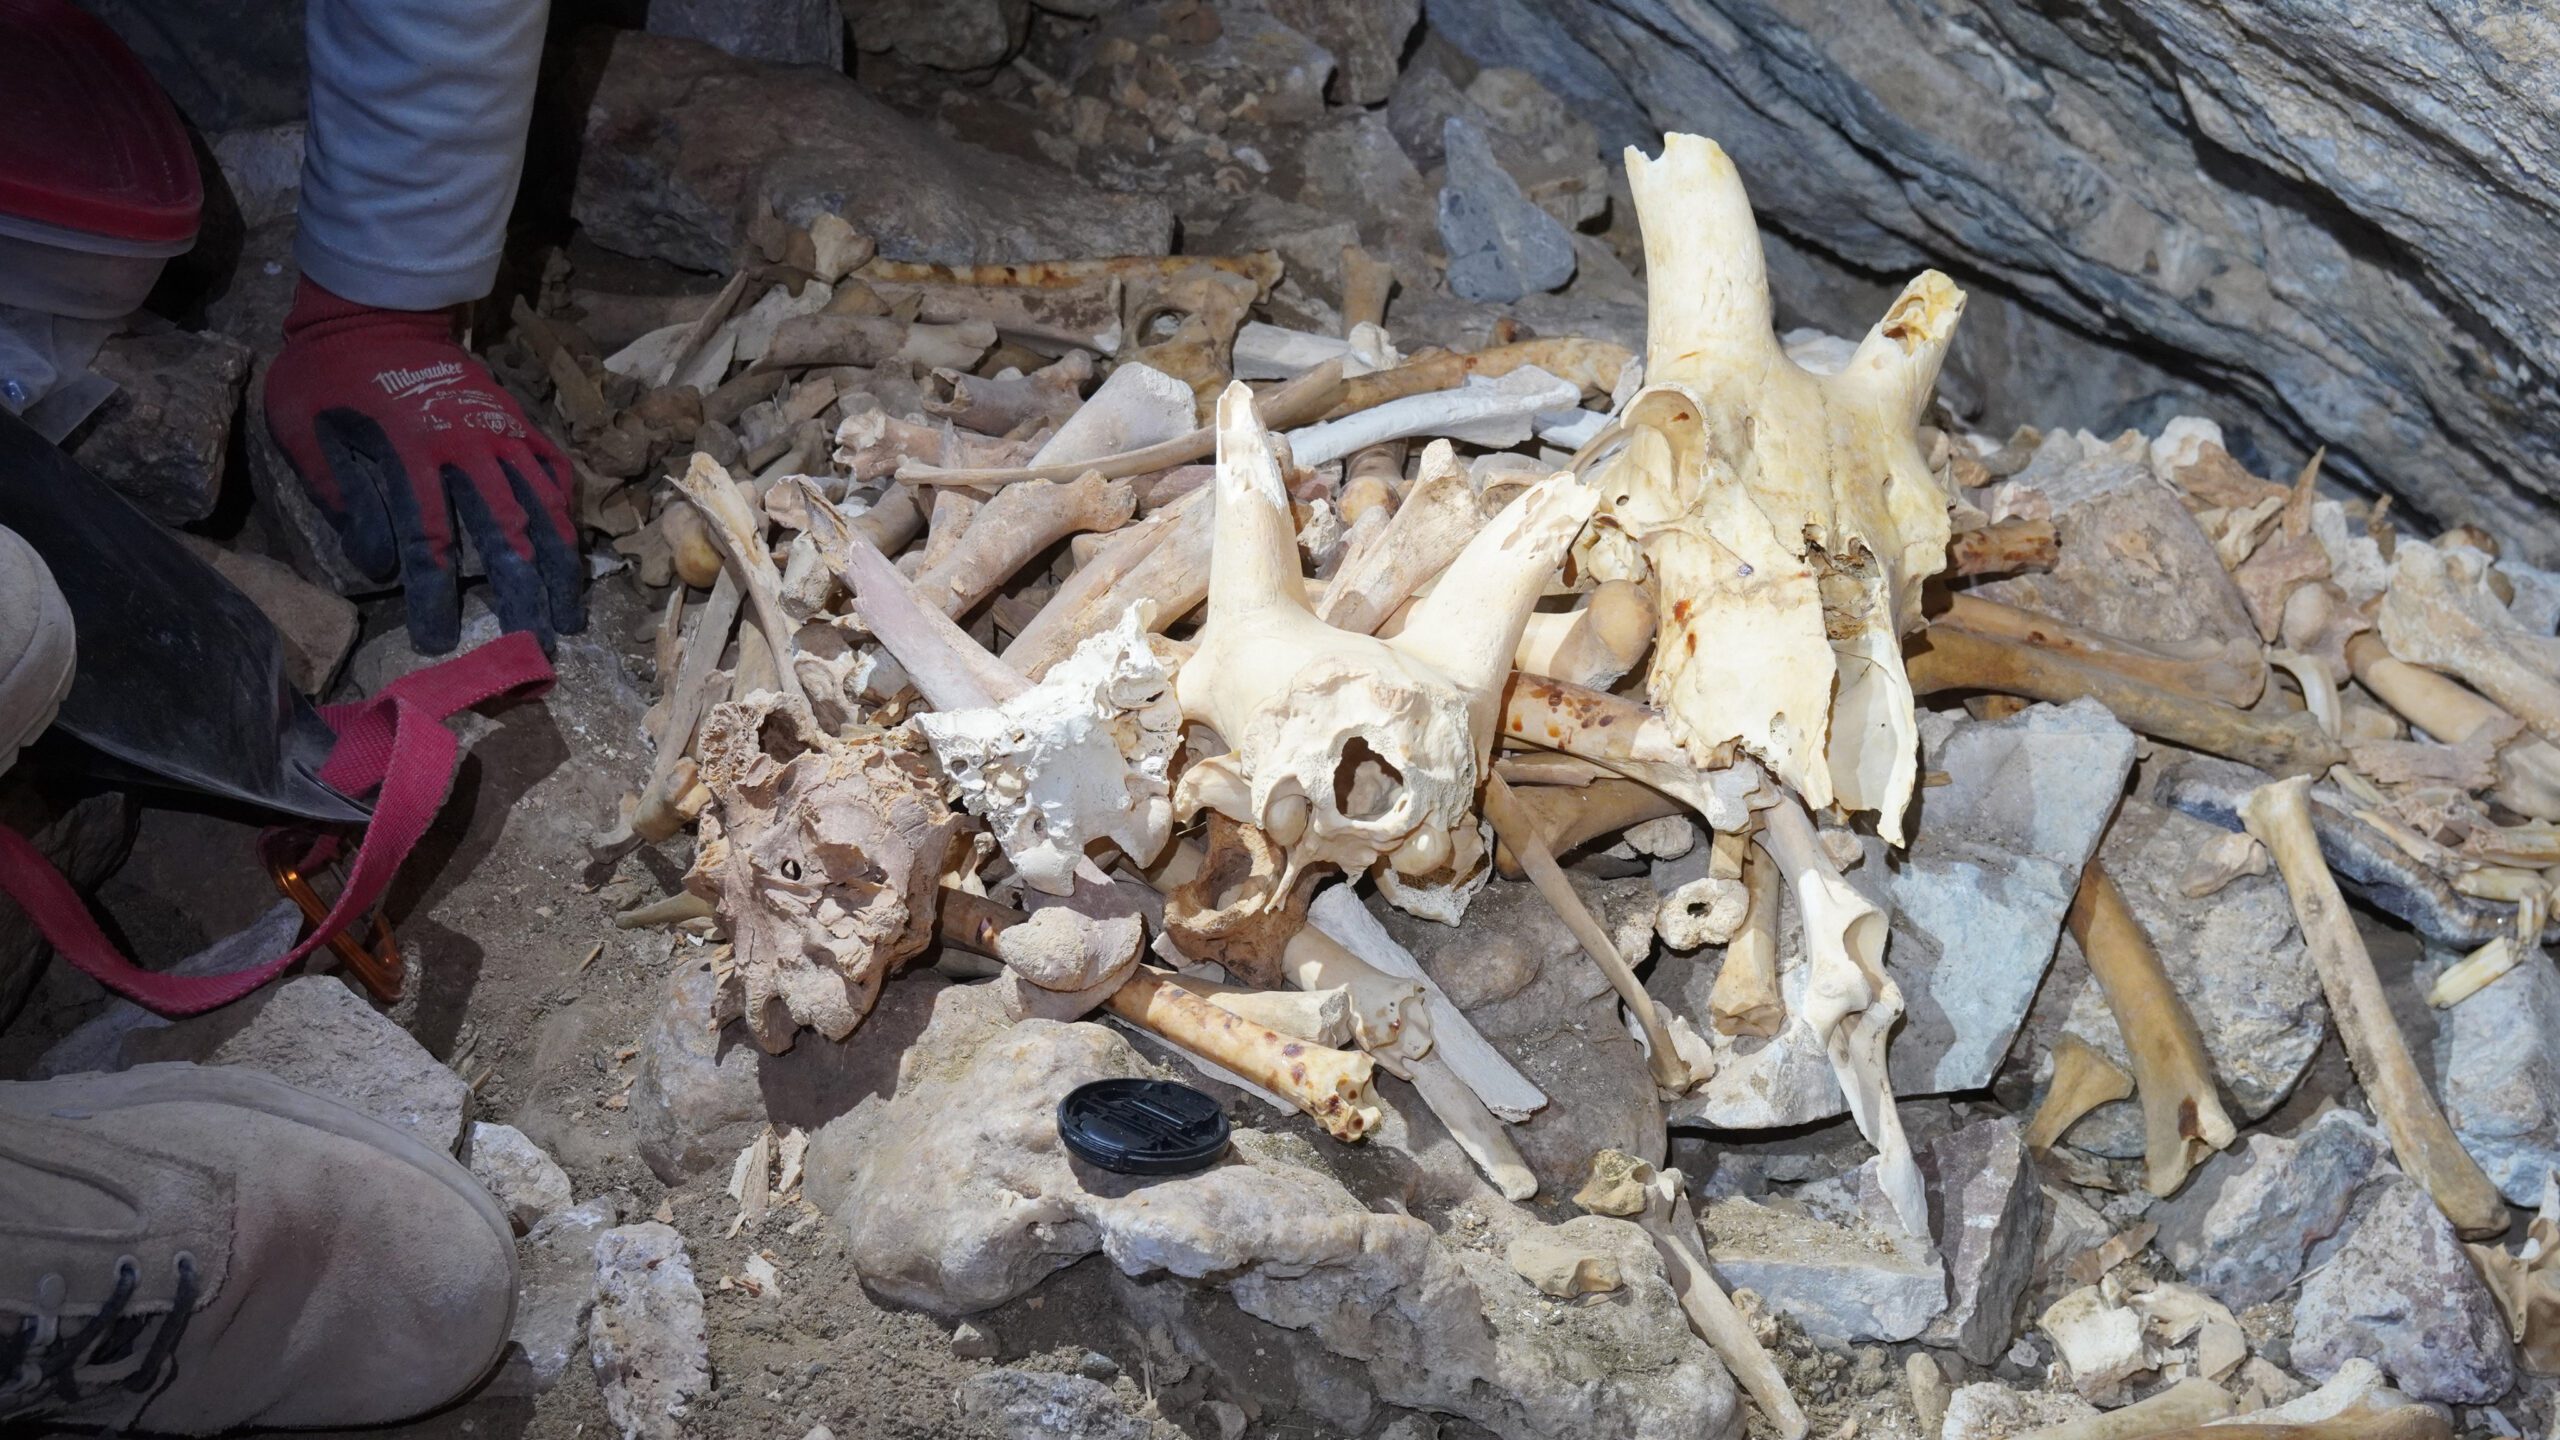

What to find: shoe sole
left=0, top=525, right=74, bottom=774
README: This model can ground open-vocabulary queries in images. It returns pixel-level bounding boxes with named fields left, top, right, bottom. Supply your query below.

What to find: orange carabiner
left=259, top=829, right=404, bottom=1002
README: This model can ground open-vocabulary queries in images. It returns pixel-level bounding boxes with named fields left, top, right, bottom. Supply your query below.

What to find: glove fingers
left=301, top=409, right=414, bottom=583
left=449, top=462, right=557, bottom=654
left=503, top=450, right=588, bottom=636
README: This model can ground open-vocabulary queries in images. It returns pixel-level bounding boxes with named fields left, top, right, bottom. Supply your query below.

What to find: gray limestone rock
left=590, top=1222, right=711, bottom=1440
left=69, top=328, right=252, bottom=525
left=2031, top=795, right=2326, bottom=1158
left=1919, top=1117, right=2045, bottom=1364
left=1438, top=116, right=1576, bottom=304
left=128, top=975, right=470, bottom=1154
left=806, top=985, right=1736, bottom=1440
left=1674, top=701, right=2133, bottom=1129
left=2433, top=944, right=2560, bottom=1206
left=647, top=0, right=842, bottom=66
left=0, top=789, right=130, bottom=1011
left=1424, top=0, right=2560, bottom=559
left=845, top=0, right=1021, bottom=70
left=1939, top=1382, right=2098, bottom=1440
left=1700, top=1195, right=1945, bottom=1344
left=175, top=534, right=359, bottom=696
left=627, top=960, right=765, bottom=1183
left=2291, top=1176, right=2514, bottom=1404
left=508, top=1196, right=619, bottom=1392
left=1266, top=0, right=1418, bottom=105
left=2153, top=1109, right=2391, bottom=1310
left=955, top=1370, right=1173, bottom=1440
left=34, top=902, right=302, bottom=1080
left=466, top=1122, right=575, bottom=1231
left=569, top=31, right=1172, bottom=274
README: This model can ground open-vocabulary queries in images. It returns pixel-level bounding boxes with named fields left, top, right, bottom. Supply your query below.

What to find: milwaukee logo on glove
left=373, top=360, right=467, bottom=401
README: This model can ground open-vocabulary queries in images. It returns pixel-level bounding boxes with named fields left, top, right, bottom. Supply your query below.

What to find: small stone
left=590, top=1223, right=710, bottom=1440
left=1919, top=1116, right=2046, bottom=1364
left=2038, top=1286, right=2147, bottom=1403
left=2433, top=939, right=2560, bottom=1205
left=69, top=328, right=253, bottom=525
left=846, top=0, right=1024, bottom=72
left=466, top=1122, right=575, bottom=1232
left=2153, top=1109, right=2390, bottom=1309
left=2291, top=1175, right=2516, bottom=1403
left=1437, top=115, right=1575, bottom=304
left=1201, top=1398, right=1248, bottom=1440
left=1265, top=0, right=1417, bottom=104
left=1939, top=1381, right=2097, bottom=1440
left=130, top=975, right=469, bottom=1153
left=1702, top=1194, right=1946, bottom=1344
left=628, top=962, right=766, bottom=1183
left=955, top=1370, right=1167, bottom=1440
left=507, top=1196, right=619, bottom=1392
left=951, top=1320, right=999, bottom=1360
left=1505, top=1218, right=1628, bottom=1298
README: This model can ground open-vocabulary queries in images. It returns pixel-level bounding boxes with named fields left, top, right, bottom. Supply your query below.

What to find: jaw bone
left=1174, top=380, right=1597, bottom=913
left=1587, top=133, right=1963, bottom=844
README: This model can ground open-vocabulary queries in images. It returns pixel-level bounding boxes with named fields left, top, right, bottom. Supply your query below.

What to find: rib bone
left=2240, top=775, right=2509, bottom=1237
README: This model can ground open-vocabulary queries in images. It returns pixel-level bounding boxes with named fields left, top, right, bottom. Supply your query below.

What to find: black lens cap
left=1057, top=1078, right=1231, bottom=1176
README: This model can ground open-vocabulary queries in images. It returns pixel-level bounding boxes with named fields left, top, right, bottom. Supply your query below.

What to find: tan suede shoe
left=0, top=1062, right=517, bottom=1434
left=0, top=523, right=73, bottom=775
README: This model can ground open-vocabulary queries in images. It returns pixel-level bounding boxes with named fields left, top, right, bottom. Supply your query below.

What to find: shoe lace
left=1, top=1254, right=198, bottom=1412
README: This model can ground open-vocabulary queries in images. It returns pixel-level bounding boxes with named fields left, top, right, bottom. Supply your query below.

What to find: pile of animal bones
left=524, top=132, right=2560, bottom=1431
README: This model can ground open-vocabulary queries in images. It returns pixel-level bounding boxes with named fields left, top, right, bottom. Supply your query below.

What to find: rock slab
left=2291, top=1175, right=2515, bottom=1404
left=1437, top=115, right=1575, bottom=304
left=1701, top=1194, right=1945, bottom=1344
left=2153, top=1108, right=2389, bottom=1311
left=571, top=31, right=1173, bottom=274
left=955, top=1370, right=1173, bottom=1440
left=646, top=0, right=841, bottom=66
left=590, top=1222, right=711, bottom=1440
left=509, top=1195, right=617, bottom=1392
left=2433, top=943, right=2560, bottom=1206
left=71, top=328, right=252, bottom=525
left=131, top=975, right=469, bottom=1153
left=1919, top=1116, right=2045, bottom=1364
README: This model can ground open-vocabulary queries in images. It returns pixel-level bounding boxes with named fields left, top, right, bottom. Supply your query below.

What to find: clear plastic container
left=0, top=209, right=194, bottom=320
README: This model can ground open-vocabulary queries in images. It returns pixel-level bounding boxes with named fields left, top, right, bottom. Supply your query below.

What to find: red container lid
left=0, top=0, right=200, bottom=247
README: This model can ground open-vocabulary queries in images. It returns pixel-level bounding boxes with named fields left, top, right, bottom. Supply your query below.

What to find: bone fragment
left=2380, top=540, right=2560, bottom=747
left=2429, top=935, right=2522, bottom=1008
left=2065, top=862, right=2238, bottom=1197
left=591, top=572, right=743, bottom=860
left=617, top=890, right=715, bottom=929
left=1499, top=673, right=1762, bottom=832
left=1232, top=321, right=1396, bottom=381
left=1339, top=244, right=1394, bottom=331
left=2240, top=775, right=2510, bottom=1236
left=1103, top=967, right=1380, bottom=1142
left=2468, top=1171, right=2560, bottom=1375
left=1592, top=133, right=1960, bottom=842
left=1576, top=1149, right=1807, bottom=1440
left=909, top=472, right=1134, bottom=618
left=2027, top=1033, right=2138, bottom=1153
left=669, top=454, right=804, bottom=710
left=1515, top=579, right=1654, bottom=690
left=660, top=497, right=724, bottom=590
left=1157, top=974, right=1354, bottom=1049
left=1312, top=440, right=1483, bottom=635
left=1176, top=383, right=1592, bottom=900
left=790, top=480, right=1026, bottom=711
left=1284, top=366, right=1581, bottom=467
left=1708, top=842, right=1786, bottom=1038
left=1936, top=593, right=2267, bottom=709
left=2181, top=831, right=2270, bottom=898
left=1656, top=876, right=1749, bottom=951
left=1908, top=1355, right=1950, bottom=1440
left=1490, top=779, right=1685, bottom=879
left=757, top=313, right=996, bottom=373
left=896, top=360, right=1345, bottom=487
left=1160, top=813, right=1317, bottom=985
left=1482, top=773, right=1699, bottom=1094
left=2346, top=631, right=2560, bottom=822
left=1759, top=792, right=1927, bottom=1235
left=926, top=350, right=1092, bottom=436
left=2156, top=1417, right=2449, bottom=1440
left=1948, top=516, right=2062, bottom=577
left=1908, top=625, right=2343, bottom=776
left=2011, top=1379, right=2236, bottom=1440
left=1305, top=885, right=1545, bottom=1119
left=1401, top=1050, right=1538, bottom=1201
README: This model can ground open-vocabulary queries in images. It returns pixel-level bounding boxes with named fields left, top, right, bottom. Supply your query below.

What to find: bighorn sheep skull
left=1174, top=381, right=1596, bottom=912
left=1587, top=134, right=1963, bottom=843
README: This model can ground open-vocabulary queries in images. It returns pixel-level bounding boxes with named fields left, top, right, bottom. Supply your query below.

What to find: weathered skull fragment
left=1588, top=133, right=1963, bottom=843
left=686, top=693, right=968, bottom=1053
left=1174, top=381, right=1596, bottom=913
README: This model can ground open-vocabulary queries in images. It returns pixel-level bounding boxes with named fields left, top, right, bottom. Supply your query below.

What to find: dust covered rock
left=2290, top=1174, right=2514, bottom=1403
left=466, top=1121, right=575, bottom=1231
left=590, top=1221, right=712, bottom=1440
left=70, top=327, right=253, bottom=525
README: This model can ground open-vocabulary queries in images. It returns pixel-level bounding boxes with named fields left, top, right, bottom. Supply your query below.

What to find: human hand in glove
left=264, top=277, right=584, bottom=655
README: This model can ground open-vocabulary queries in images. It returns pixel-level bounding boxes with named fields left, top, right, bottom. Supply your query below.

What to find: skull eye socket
left=1331, top=737, right=1405, bottom=821
left=780, top=858, right=803, bottom=881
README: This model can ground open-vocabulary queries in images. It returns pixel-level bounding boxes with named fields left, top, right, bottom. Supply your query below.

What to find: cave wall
left=1426, top=0, right=2560, bottom=556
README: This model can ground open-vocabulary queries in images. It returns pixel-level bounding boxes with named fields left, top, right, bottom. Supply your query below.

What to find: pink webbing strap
left=0, top=631, right=555, bottom=1016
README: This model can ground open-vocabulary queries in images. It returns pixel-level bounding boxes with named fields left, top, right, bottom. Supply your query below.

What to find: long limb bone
left=670, top=454, right=805, bottom=710
left=1907, top=625, right=2343, bottom=776
left=1313, top=441, right=1482, bottom=635
left=1482, top=773, right=1698, bottom=1093
left=2240, top=775, right=2509, bottom=1237
left=1103, top=968, right=1380, bottom=1142
left=1758, top=792, right=1927, bottom=1236
left=1577, top=1150, right=1807, bottom=1440
left=591, top=571, right=744, bottom=859
left=1490, top=779, right=1686, bottom=879
left=2347, top=631, right=2560, bottom=822
left=897, top=360, right=1345, bottom=486
left=909, top=472, right=1134, bottom=618
left=1935, top=593, right=2267, bottom=709
left=2064, top=862, right=2237, bottom=1197
left=1514, top=578, right=1655, bottom=689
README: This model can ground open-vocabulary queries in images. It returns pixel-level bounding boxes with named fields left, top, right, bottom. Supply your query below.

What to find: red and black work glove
left=264, top=277, right=585, bottom=655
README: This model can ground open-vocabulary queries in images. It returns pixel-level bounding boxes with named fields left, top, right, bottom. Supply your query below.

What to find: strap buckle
left=259, top=828, right=403, bottom=1002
